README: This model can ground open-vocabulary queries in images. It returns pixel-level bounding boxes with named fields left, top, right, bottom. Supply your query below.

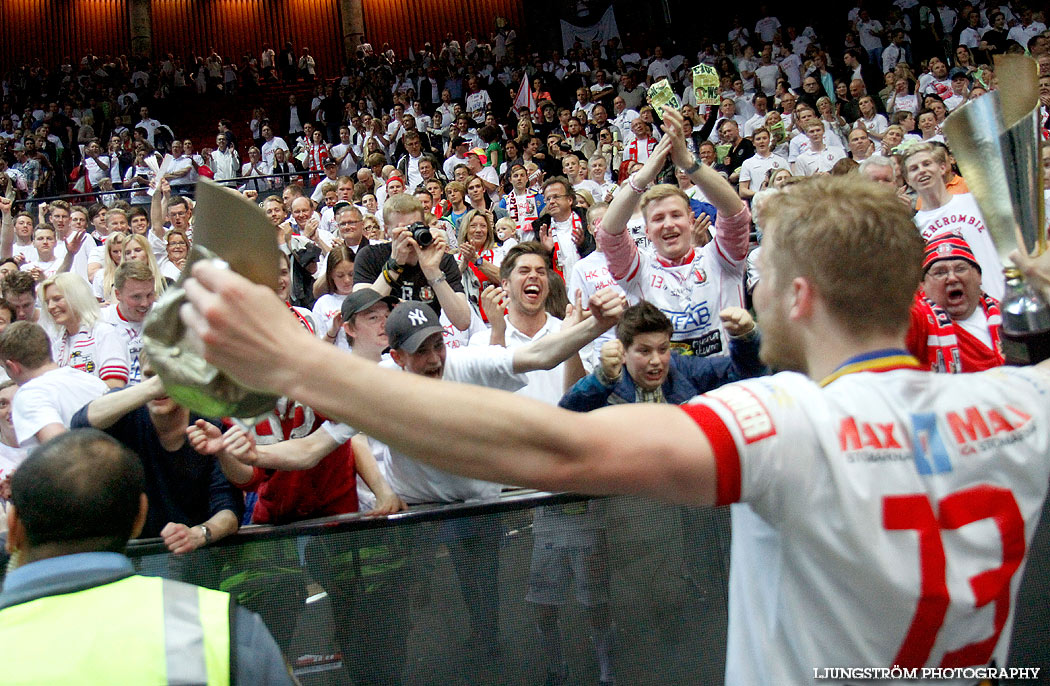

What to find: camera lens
left=413, top=225, right=434, bottom=248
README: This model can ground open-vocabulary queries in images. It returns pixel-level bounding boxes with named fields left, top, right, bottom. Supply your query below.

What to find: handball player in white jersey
left=183, top=174, right=1050, bottom=685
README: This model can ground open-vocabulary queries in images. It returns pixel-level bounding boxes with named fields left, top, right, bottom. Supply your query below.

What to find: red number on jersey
left=882, top=485, right=1025, bottom=668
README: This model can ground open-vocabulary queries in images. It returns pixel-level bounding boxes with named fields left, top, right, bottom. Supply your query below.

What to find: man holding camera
left=353, top=194, right=472, bottom=331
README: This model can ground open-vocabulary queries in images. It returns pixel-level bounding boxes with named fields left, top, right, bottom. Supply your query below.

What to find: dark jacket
left=559, top=333, right=766, bottom=412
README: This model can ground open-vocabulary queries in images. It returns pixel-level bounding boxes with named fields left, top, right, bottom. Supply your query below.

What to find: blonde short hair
left=764, top=175, right=924, bottom=337
left=639, top=184, right=691, bottom=223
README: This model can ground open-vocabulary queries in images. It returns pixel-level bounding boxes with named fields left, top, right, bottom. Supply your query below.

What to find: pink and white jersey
left=100, top=305, right=145, bottom=384
left=682, top=354, right=1050, bottom=684
left=598, top=205, right=750, bottom=357
left=51, top=321, right=130, bottom=385
left=914, top=193, right=1004, bottom=301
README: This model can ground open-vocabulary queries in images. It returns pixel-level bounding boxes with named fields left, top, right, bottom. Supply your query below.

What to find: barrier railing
left=124, top=489, right=1050, bottom=685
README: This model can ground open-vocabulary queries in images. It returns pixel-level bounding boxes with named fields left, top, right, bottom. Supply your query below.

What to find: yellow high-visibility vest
left=0, top=574, right=232, bottom=685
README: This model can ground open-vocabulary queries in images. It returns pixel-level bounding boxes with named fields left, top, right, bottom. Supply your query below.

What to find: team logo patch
left=408, top=308, right=428, bottom=326
left=705, top=385, right=775, bottom=444
left=694, top=267, right=707, bottom=284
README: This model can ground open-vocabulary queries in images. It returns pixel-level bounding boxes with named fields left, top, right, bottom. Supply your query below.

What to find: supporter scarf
left=550, top=212, right=584, bottom=279
left=467, top=248, right=497, bottom=322
left=287, top=303, right=314, bottom=334
left=627, top=136, right=657, bottom=163
left=916, top=293, right=1002, bottom=373
left=506, top=191, right=539, bottom=228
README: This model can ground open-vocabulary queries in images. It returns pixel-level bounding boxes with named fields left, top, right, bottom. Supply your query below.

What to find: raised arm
left=150, top=179, right=170, bottom=240
left=181, top=262, right=721, bottom=505
left=0, top=196, right=13, bottom=260
left=601, top=135, right=672, bottom=237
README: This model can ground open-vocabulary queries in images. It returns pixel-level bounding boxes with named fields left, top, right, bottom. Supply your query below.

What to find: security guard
left=0, top=429, right=295, bottom=685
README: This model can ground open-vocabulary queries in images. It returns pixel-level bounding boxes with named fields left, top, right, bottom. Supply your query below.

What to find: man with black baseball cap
left=443, top=136, right=471, bottom=179
left=340, top=287, right=398, bottom=360
left=243, top=288, right=627, bottom=501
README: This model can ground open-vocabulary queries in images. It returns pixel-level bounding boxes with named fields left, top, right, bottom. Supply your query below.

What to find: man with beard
left=180, top=174, right=1050, bottom=685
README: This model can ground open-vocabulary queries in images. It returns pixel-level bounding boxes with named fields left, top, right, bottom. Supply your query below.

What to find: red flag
left=514, top=72, right=534, bottom=113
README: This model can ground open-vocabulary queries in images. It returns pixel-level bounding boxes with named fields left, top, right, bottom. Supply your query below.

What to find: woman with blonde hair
left=122, top=234, right=168, bottom=294
left=39, top=273, right=129, bottom=388
left=91, top=232, right=125, bottom=303
left=456, top=209, right=505, bottom=319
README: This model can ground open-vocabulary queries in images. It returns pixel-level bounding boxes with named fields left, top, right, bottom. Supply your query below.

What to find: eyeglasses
left=545, top=194, right=569, bottom=202
left=927, top=263, right=973, bottom=280
left=337, top=219, right=364, bottom=227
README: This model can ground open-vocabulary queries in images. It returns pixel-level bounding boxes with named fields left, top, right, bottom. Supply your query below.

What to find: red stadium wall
left=361, top=0, right=524, bottom=59
left=0, top=0, right=526, bottom=75
left=149, top=0, right=343, bottom=76
left=0, top=0, right=130, bottom=69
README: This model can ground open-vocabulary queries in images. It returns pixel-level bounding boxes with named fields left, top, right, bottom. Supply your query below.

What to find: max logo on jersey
left=706, top=385, right=775, bottom=444
left=945, top=405, right=1033, bottom=455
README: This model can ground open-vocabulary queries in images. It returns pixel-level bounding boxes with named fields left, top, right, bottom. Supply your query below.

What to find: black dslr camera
left=407, top=221, right=433, bottom=249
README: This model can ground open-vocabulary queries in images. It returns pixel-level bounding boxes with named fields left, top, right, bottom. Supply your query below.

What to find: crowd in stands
left=0, top=2, right=1048, bottom=682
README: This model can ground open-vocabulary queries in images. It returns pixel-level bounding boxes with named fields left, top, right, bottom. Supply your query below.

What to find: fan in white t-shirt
left=739, top=128, right=789, bottom=200
left=2, top=321, right=108, bottom=448
left=313, top=247, right=358, bottom=351
left=20, top=225, right=82, bottom=283
left=903, top=145, right=1004, bottom=300
left=792, top=121, right=847, bottom=177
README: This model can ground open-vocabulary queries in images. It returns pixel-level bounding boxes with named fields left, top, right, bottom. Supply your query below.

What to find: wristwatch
left=683, top=156, right=702, bottom=176
left=199, top=524, right=212, bottom=545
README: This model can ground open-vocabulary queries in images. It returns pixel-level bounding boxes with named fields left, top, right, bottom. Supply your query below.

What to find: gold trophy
left=142, top=179, right=281, bottom=418
left=943, top=55, right=1049, bottom=364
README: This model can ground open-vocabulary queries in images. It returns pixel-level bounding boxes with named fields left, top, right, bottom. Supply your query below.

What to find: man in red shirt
left=906, top=234, right=1004, bottom=373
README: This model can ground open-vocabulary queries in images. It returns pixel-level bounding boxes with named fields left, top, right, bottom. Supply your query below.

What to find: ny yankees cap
left=386, top=300, right=444, bottom=353
left=341, top=288, right=398, bottom=321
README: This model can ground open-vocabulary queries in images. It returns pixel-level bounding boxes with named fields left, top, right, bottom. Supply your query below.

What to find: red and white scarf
left=627, top=136, right=657, bottom=163
left=505, top=191, right=540, bottom=230
left=914, top=292, right=1001, bottom=373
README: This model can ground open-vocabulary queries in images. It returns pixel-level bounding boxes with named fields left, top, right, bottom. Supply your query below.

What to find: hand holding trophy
left=944, top=55, right=1050, bottom=364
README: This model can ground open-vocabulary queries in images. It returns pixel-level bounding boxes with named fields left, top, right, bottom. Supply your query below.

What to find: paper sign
left=692, top=64, right=720, bottom=106
left=647, top=79, right=681, bottom=111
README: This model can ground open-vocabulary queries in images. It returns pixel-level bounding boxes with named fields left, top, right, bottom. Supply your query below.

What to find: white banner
left=560, top=5, right=620, bottom=53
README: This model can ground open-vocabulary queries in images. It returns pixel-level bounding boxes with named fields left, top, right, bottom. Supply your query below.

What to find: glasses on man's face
left=337, top=219, right=363, bottom=228
left=545, top=194, right=568, bottom=203
left=927, top=263, right=974, bottom=281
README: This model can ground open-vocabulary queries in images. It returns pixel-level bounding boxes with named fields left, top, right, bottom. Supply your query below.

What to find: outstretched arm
left=85, top=375, right=166, bottom=429
left=180, top=261, right=721, bottom=505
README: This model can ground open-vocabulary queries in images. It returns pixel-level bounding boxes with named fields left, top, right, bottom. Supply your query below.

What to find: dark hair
left=87, top=203, right=108, bottom=222
left=167, top=194, right=190, bottom=212
left=3, top=270, right=36, bottom=297
left=541, top=176, right=575, bottom=200
left=545, top=270, right=569, bottom=319
left=324, top=245, right=356, bottom=294
left=11, top=429, right=145, bottom=553
left=0, top=298, right=15, bottom=323
left=616, top=301, right=673, bottom=348
left=478, top=125, right=499, bottom=144
left=499, top=241, right=552, bottom=281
